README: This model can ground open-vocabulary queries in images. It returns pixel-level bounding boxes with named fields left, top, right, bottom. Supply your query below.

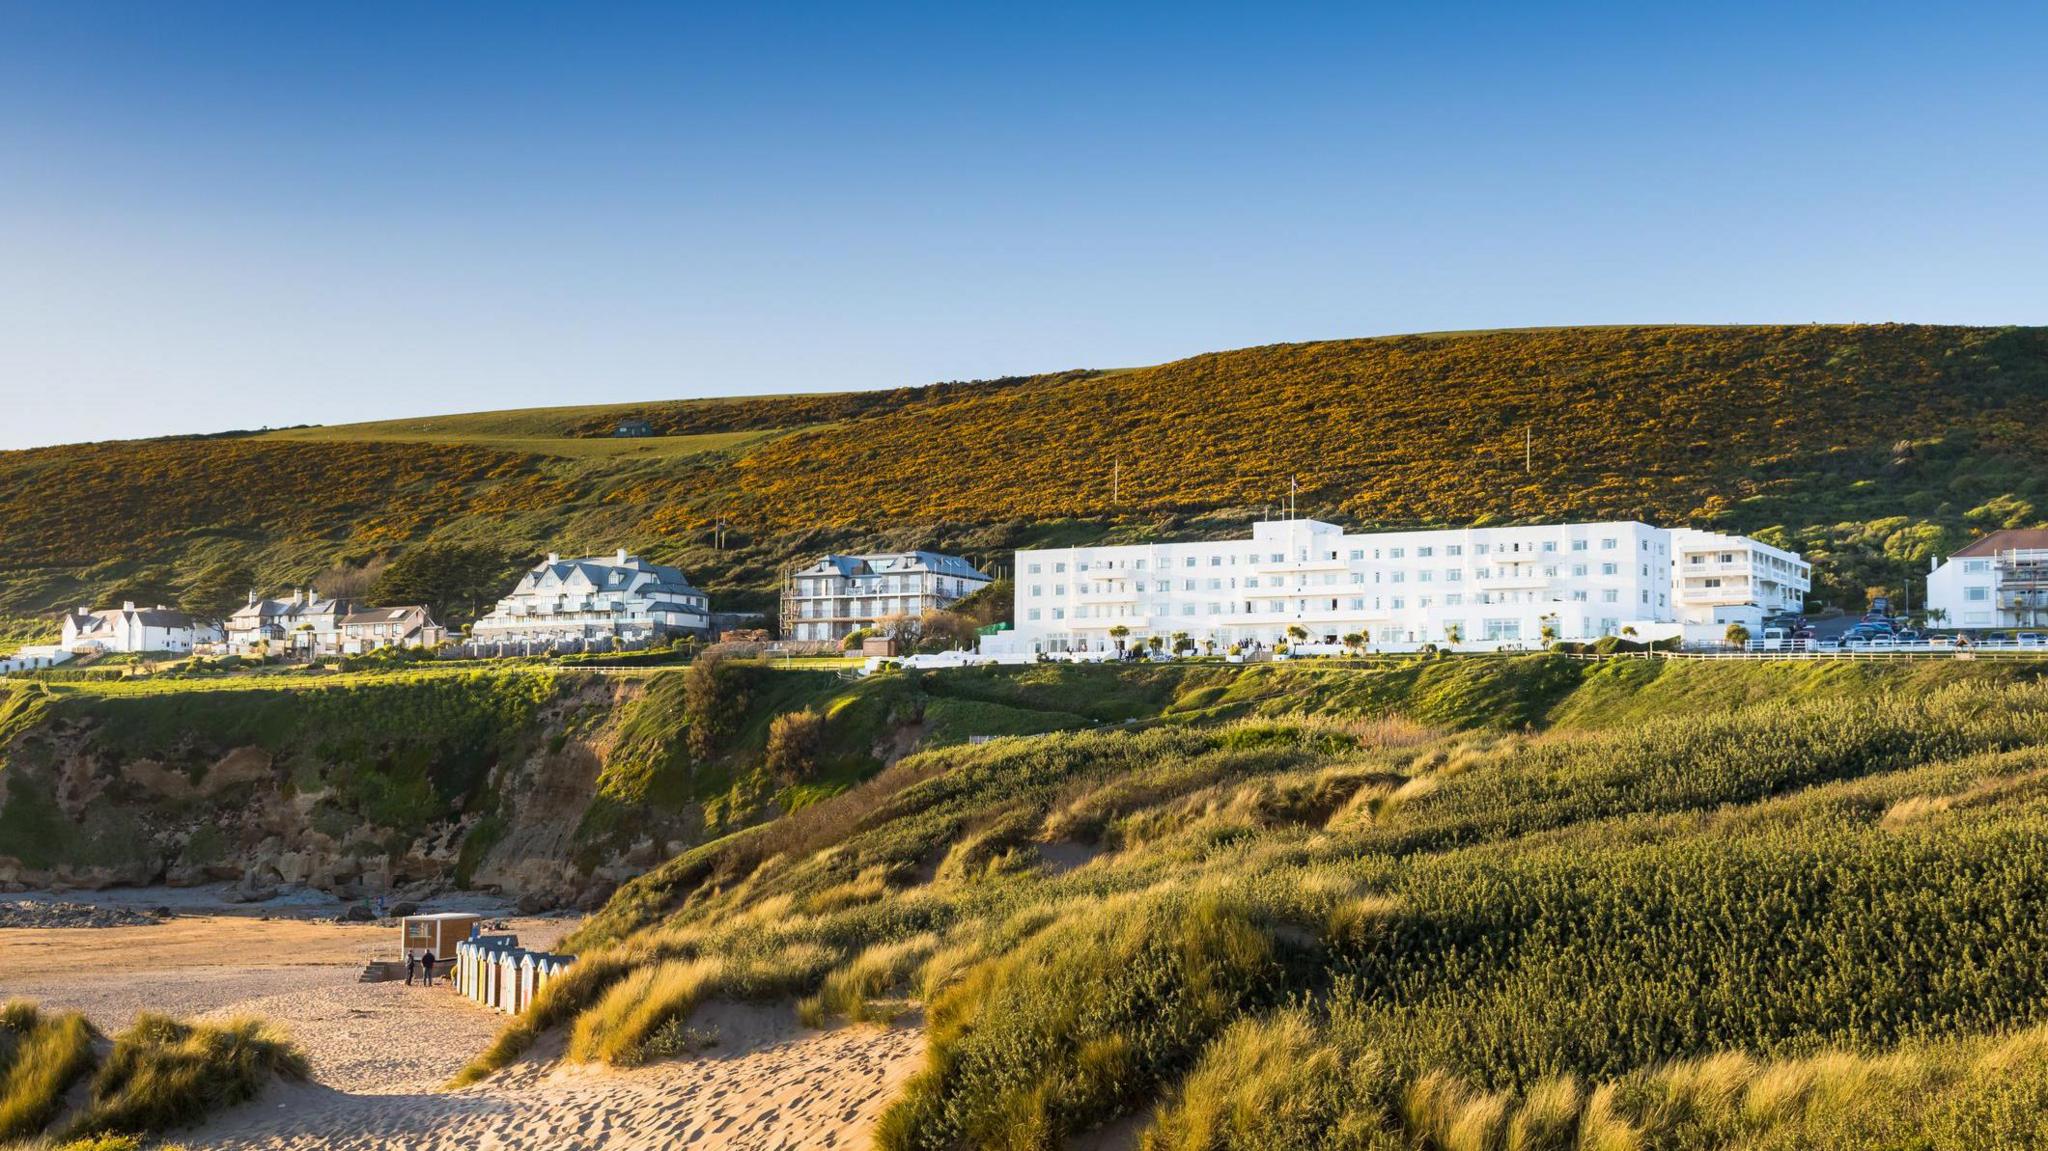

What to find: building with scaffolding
left=1927, top=529, right=2048, bottom=630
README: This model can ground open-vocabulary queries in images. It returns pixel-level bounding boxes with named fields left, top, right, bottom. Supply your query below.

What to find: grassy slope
left=496, top=656, right=2048, bottom=1151
left=3, top=325, right=2045, bottom=633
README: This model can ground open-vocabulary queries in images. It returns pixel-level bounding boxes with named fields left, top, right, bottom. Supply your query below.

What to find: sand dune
left=1, top=904, right=924, bottom=1150
left=186, top=1006, right=924, bottom=1151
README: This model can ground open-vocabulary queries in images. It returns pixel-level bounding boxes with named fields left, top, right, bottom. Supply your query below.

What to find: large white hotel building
left=996, top=518, right=1809, bottom=654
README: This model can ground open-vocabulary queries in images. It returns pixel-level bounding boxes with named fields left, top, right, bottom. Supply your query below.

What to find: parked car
left=1813, top=637, right=1842, bottom=651
left=2018, top=633, right=2047, bottom=648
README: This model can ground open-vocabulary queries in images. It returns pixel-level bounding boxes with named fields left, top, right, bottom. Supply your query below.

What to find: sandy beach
left=0, top=892, right=924, bottom=1149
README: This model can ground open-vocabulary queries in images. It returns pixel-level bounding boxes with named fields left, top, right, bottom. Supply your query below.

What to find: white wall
left=1008, top=519, right=1719, bottom=653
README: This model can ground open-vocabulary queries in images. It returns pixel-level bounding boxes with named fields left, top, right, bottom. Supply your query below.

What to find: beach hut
left=399, top=912, right=483, bottom=965
left=498, top=951, right=521, bottom=1013
left=517, top=954, right=537, bottom=1014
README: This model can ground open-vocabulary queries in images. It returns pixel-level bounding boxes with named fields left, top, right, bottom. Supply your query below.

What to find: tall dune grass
left=0, top=1001, right=97, bottom=1141
left=61, top=1015, right=304, bottom=1140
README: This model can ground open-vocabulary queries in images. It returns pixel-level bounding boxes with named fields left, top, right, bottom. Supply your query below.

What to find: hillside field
left=465, top=654, right=2048, bottom=1151
left=2, top=324, right=2046, bottom=643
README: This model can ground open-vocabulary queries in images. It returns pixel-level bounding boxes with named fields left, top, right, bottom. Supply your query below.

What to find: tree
left=1146, top=635, right=1164, bottom=654
left=764, top=708, right=825, bottom=784
left=877, top=613, right=924, bottom=651
left=1342, top=633, right=1365, bottom=653
left=916, top=609, right=982, bottom=653
left=1725, top=622, right=1752, bottom=649
left=1171, top=632, right=1194, bottom=654
left=1286, top=625, right=1309, bottom=647
left=1108, top=625, right=1130, bottom=653
left=1442, top=623, right=1462, bottom=646
left=1539, top=613, right=1560, bottom=647
left=180, top=560, right=257, bottom=621
left=840, top=627, right=877, bottom=652
left=370, top=543, right=523, bottom=627
left=684, top=653, right=754, bottom=759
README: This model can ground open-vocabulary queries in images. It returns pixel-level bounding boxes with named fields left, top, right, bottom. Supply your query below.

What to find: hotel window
left=1185, top=580, right=1196, bottom=591
left=1602, top=563, right=1618, bottom=576
left=1474, top=543, right=1490, bottom=555
left=1446, top=593, right=1463, bottom=606
left=1966, top=587, right=1990, bottom=601
left=1026, top=563, right=1041, bottom=575
left=1351, top=573, right=1365, bottom=585
left=1182, top=604, right=1197, bottom=615
left=1027, top=608, right=1042, bottom=621
left=1030, top=585, right=1043, bottom=597
left=1155, top=581, right=1170, bottom=593
left=1603, top=590, right=1619, bottom=603
left=1542, top=541, right=1557, bottom=552
left=1703, top=578, right=1722, bottom=588
left=1720, top=553, right=1733, bottom=563
left=1208, top=578, right=1223, bottom=590
left=1185, top=556, right=1197, bottom=568
left=1390, top=597, right=1405, bottom=610
left=1601, top=538, right=1617, bottom=550
left=1641, top=590, right=1650, bottom=604
left=1543, top=567, right=1558, bottom=577
left=1052, top=608, right=1065, bottom=619
left=1418, top=571, right=1432, bottom=583
left=1348, top=597, right=1365, bottom=610
left=1419, top=596, right=1433, bottom=608
left=1055, top=562, right=1067, bottom=572
left=1349, top=549, right=1365, bottom=560
left=1447, top=544, right=1464, bottom=556
left=1963, top=560, right=1991, bottom=573
left=1054, top=584, right=1066, bottom=595
left=1211, top=556, right=1223, bottom=566
left=1476, top=567, right=1491, bottom=579
left=1418, top=546, right=1434, bottom=557
left=1246, top=577, right=1261, bottom=589
left=1390, top=548, right=1406, bottom=559
left=1572, top=591, right=1588, bottom=602
left=1076, top=561, right=1089, bottom=572
left=1391, top=572, right=1406, bottom=584
left=1571, top=540, right=1588, bottom=552
left=1642, top=564, right=1651, bottom=577
left=1208, top=604, right=1221, bottom=614
left=1572, top=565, right=1587, bottom=578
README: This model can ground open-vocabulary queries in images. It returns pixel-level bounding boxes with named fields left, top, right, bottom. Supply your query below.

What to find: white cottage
left=62, top=603, right=223, bottom=655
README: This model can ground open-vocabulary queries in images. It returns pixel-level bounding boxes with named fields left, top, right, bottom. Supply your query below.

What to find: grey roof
left=521, top=554, right=700, bottom=593
left=341, top=606, right=436, bottom=627
left=802, top=551, right=991, bottom=582
left=68, top=606, right=204, bottom=630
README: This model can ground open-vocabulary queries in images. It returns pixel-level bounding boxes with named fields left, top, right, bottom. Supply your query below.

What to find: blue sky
left=1, top=2, right=2043, bottom=450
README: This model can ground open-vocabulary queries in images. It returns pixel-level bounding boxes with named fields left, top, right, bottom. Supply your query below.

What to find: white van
left=1760, top=626, right=1790, bottom=652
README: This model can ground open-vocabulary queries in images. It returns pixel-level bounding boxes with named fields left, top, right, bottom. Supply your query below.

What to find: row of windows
left=1021, top=537, right=1653, bottom=576
left=1027, top=562, right=1654, bottom=598
left=1022, top=588, right=1664, bottom=621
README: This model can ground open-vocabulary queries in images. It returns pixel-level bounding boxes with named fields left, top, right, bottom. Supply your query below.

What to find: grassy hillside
left=470, top=656, right=2048, bottom=1150
left=3, top=324, right=2046, bottom=639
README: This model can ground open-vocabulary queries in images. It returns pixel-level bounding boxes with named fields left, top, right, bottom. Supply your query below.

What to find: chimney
left=617, top=548, right=630, bottom=565
left=122, top=601, right=135, bottom=611
left=249, top=589, right=259, bottom=606
left=547, top=552, right=560, bottom=564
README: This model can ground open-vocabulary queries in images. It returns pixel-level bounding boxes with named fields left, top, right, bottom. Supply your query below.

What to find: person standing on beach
left=405, top=949, right=419, bottom=986
left=422, top=950, right=437, bottom=986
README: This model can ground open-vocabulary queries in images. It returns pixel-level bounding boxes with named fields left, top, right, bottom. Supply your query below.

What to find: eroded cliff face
left=0, top=675, right=696, bottom=908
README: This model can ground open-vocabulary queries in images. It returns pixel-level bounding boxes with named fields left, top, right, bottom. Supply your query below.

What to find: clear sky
left=2, top=2, right=2043, bottom=450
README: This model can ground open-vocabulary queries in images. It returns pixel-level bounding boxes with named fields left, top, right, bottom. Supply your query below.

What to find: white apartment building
left=1926, top=529, right=2048, bottom=630
left=472, top=550, right=710, bottom=644
left=1669, top=529, right=1812, bottom=636
left=62, top=603, right=223, bottom=655
left=997, top=519, right=1808, bottom=655
left=783, top=552, right=992, bottom=643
